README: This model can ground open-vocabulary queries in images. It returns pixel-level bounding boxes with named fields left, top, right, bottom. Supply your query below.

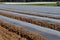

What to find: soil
left=0, top=12, right=60, bottom=31
left=0, top=20, right=47, bottom=40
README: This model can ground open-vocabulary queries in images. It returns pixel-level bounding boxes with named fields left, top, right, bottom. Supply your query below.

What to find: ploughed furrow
left=0, top=12, right=60, bottom=31
left=0, top=9, right=60, bottom=20
left=0, top=20, right=47, bottom=40
left=0, top=26, right=23, bottom=40
left=1, top=15, right=60, bottom=40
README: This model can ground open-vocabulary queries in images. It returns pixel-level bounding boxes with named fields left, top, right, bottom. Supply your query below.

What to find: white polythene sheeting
left=0, top=10, right=60, bottom=25
left=0, top=15, right=60, bottom=40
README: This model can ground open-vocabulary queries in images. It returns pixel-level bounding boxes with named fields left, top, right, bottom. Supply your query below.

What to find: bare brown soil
left=0, top=20, right=47, bottom=40
left=0, top=12, right=60, bottom=31
left=0, top=26, right=24, bottom=40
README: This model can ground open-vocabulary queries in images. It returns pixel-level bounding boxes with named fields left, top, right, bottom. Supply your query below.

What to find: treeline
left=0, top=0, right=28, bottom=2
left=0, top=0, right=59, bottom=2
left=30, top=0, right=58, bottom=2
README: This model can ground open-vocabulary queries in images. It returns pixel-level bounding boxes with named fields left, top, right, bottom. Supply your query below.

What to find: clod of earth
left=0, top=20, right=47, bottom=40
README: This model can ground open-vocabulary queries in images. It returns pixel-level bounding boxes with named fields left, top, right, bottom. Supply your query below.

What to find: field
left=3, top=2, right=58, bottom=6
left=20, top=3, right=56, bottom=6
left=0, top=4, right=60, bottom=40
left=0, top=20, right=46, bottom=40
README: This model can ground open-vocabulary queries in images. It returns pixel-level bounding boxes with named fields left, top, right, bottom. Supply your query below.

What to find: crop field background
left=0, top=4, right=60, bottom=40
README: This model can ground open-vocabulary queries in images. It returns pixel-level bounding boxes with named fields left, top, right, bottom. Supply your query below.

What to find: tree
left=56, top=1, right=60, bottom=6
left=20, top=0, right=26, bottom=2
left=0, top=0, right=4, bottom=2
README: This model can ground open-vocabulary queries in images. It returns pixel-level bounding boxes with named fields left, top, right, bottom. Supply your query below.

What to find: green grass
left=3, top=2, right=60, bottom=6
left=0, top=2, right=60, bottom=6
left=21, top=3, right=60, bottom=6
left=20, top=3, right=57, bottom=6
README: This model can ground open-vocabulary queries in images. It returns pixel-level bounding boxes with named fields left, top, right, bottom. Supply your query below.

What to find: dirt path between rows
left=0, top=12, right=60, bottom=31
left=0, top=20, right=47, bottom=40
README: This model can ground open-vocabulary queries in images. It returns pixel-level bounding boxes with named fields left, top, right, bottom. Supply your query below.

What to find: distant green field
left=0, top=2, right=60, bottom=6
left=20, top=3, right=57, bottom=6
